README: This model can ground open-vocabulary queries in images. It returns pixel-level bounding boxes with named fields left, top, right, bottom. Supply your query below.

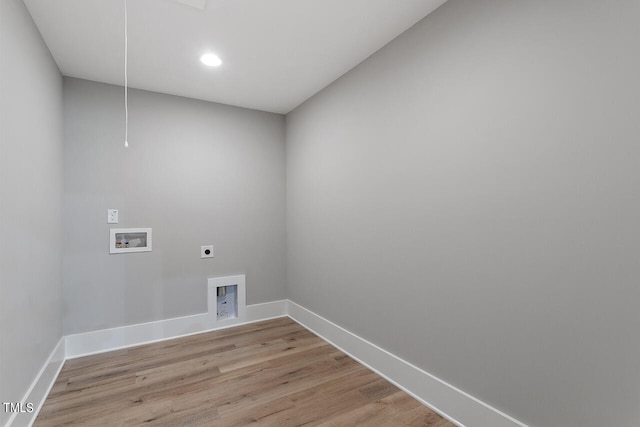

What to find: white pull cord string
left=124, top=0, right=129, bottom=148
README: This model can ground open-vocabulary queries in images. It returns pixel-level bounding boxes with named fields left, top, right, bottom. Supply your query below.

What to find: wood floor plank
left=35, top=318, right=455, bottom=426
left=316, top=391, right=453, bottom=427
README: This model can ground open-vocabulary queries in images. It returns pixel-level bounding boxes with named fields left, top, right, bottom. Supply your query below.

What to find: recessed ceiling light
left=176, top=0, right=207, bottom=10
left=200, top=53, right=222, bottom=67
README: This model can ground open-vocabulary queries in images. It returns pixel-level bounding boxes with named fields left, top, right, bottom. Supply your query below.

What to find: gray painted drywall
left=0, top=0, right=64, bottom=425
left=62, top=78, right=286, bottom=335
left=286, top=1, right=640, bottom=426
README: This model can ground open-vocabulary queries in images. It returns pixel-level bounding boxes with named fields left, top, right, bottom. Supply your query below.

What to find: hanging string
left=124, top=0, right=129, bottom=148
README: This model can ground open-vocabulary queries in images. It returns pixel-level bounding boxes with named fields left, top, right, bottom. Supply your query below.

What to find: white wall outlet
left=201, top=245, right=214, bottom=258
left=107, top=209, right=119, bottom=224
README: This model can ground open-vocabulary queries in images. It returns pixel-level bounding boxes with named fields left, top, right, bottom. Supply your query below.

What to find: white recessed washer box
left=110, top=228, right=152, bottom=254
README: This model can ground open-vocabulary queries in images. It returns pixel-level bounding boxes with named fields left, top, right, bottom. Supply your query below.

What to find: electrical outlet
left=201, top=245, right=214, bottom=258
left=107, top=209, right=119, bottom=224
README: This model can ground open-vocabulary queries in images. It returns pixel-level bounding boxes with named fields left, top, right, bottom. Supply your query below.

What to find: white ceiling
left=23, top=0, right=447, bottom=114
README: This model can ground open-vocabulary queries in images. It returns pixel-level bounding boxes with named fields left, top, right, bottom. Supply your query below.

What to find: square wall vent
left=207, top=275, right=246, bottom=325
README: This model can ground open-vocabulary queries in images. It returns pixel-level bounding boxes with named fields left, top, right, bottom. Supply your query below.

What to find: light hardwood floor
left=35, top=318, right=454, bottom=426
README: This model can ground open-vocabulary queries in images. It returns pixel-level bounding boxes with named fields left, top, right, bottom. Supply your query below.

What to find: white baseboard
left=16, top=299, right=526, bottom=427
left=286, top=300, right=528, bottom=427
left=4, top=337, right=65, bottom=427
left=65, top=299, right=288, bottom=359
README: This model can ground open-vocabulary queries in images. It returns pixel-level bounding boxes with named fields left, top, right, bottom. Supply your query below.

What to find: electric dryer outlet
left=201, top=245, right=214, bottom=258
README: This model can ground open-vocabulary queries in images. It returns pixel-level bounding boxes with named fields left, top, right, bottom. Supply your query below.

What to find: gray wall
left=62, top=78, right=286, bottom=334
left=286, top=1, right=640, bottom=426
left=0, top=0, right=64, bottom=425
